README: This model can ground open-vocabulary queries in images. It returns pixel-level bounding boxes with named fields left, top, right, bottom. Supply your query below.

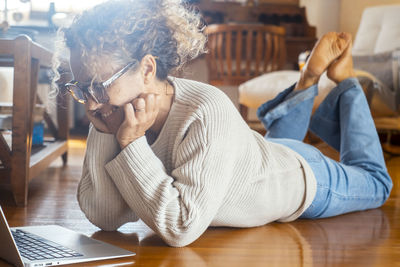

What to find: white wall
left=300, top=0, right=400, bottom=40
left=340, top=0, right=400, bottom=38
left=299, top=0, right=341, bottom=38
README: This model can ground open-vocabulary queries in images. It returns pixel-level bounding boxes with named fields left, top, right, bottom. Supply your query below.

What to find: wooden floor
left=1, top=138, right=400, bottom=266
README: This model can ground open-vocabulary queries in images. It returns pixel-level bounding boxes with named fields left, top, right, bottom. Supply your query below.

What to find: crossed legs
left=257, top=32, right=392, bottom=218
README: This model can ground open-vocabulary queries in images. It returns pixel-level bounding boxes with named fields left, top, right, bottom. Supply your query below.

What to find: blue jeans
left=257, top=78, right=392, bottom=218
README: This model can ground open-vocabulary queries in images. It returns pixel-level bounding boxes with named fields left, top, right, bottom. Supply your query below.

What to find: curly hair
left=52, top=0, right=206, bottom=90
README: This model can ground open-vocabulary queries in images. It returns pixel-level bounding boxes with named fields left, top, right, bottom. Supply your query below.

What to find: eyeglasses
left=65, top=61, right=137, bottom=104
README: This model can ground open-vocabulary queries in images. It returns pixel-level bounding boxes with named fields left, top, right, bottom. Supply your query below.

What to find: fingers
left=131, top=97, right=144, bottom=123
left=117, top=93, right=160, bottom=148
left=123, top=101, right=135, bottom=124
left=145, top=94, right=155, bottom=113
left=133, top=93, right=160, bottom=115
left=120, top=93, right=161, bottom=129
left=134, top=97, right=146, bottom=111
left=123, top=93, right=162, bottom=122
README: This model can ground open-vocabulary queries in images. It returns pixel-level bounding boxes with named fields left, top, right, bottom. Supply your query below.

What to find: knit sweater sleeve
left=77, top=125, right=139, bottom=230
left=105, top=113, right=235, bottom=247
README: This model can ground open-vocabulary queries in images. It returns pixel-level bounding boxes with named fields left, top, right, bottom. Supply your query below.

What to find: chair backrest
left=205, top=24, right=286, bottom=86
left=353, top=5, right=400, bottom=56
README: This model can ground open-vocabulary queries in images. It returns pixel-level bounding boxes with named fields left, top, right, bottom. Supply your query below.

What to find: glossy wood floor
left=1, top=138, right=400, bottom=266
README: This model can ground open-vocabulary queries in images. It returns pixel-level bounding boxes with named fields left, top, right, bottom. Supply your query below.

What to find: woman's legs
left=262, top=78, right=392, bottom=218
left=258, top=32, right=392, bottom=218
left=273, top=79, right=392, bottom=218
left=257, top=84, right=317, bottom=141
left=257, top=32, right=353, bottom=141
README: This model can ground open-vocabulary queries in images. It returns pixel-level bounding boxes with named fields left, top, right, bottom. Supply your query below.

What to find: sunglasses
left=65, top=61, right=137, bottom=104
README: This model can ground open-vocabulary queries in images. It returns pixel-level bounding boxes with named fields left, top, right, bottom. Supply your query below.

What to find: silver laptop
left=0, top=206, right=135, bottom=267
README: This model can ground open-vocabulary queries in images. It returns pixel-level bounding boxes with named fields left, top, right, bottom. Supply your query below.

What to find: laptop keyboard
left=12, top=229, right=83, bottom=261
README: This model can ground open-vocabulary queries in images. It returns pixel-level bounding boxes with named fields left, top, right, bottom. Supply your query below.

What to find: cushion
left=353, top=5, right=400, bottom=56
left=238, top=70, right=300, bottom=109
left=374, top=7, right=400, bottom=54
left=239, top=70, right=335, bottom=110
left=352, top=6, right=387, bottom=56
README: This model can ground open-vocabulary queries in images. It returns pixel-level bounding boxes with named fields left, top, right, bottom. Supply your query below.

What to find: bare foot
left=327, top=34, right=356, bottom=83
left=305, top=32, right=351, bottom=78
left=295, top=32, right=351, bottom=90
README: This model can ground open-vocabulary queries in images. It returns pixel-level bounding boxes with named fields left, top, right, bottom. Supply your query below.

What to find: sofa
left=238, top=5, right=400, bottom=140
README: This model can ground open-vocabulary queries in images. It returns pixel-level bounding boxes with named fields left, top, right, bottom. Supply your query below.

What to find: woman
left=57, top=0, right=392, bottom=247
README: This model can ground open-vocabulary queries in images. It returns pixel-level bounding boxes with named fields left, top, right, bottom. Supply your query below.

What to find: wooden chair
left=0, top=35, right=69, bottom=206
left=204, top=24, right=286, bottom=122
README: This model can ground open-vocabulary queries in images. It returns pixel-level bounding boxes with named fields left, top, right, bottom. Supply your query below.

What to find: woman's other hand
left=116, top=93, right=161, bottom=149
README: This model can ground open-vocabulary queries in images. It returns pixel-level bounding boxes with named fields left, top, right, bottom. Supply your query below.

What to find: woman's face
left=70, top=49, right=146, bottom=107
left=69, top=49, right=146, bottom=128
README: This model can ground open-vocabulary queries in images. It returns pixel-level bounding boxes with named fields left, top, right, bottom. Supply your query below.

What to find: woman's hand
left=116, top=93, right=161, bottom=149
left=85, top=105, right=125, bottom=134
left=85, top=106, right=112, bottom=134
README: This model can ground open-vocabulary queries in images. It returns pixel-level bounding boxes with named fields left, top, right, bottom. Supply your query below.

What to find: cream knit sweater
left=77, top=77, right=317, bottom=247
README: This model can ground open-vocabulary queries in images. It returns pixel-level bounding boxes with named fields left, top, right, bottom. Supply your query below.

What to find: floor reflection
left=0, top=138, right=397, bottom=267
left=111, top=209, right=390, bottom=267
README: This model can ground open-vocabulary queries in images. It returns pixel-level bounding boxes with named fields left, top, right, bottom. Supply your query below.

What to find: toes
left=338, top=32, right=351, bottom=50
left=329, top=32, right=350, bottom=59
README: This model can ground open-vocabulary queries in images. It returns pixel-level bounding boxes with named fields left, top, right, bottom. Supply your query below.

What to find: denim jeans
left=257, top=78, right=393, bottom=218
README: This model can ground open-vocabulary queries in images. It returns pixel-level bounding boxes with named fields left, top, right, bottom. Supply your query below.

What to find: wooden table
left=0, top=35, right=69, bottom=206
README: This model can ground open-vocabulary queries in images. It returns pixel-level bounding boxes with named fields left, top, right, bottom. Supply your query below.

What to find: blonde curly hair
left=53, top=0, right=206, bottom=89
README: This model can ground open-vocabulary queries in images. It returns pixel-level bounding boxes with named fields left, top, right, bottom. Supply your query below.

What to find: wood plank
left=36, top=95, right=59, bottom=139
left=0, top=39, right=14, bottom=55
left=0, top=60, right=14, bottom=67
left=226, top=31, right=232, bottom=77
left=30, top=42, right=53, bottom=67
left=10, top=35, right=32, bottom=206
left=0, top=133, right=11, bottom=169
left=0, top=35, right=68, bottom=206
left=1, top=138, right=400, bottom=266
left=29, top=140, right=68, bottom=180
left=0, top=35, right=52, bottom=68
left=0, top=169, right=10, bottom=181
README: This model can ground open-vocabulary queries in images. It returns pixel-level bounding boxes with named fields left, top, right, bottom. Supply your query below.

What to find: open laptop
left=0, top=206, right=135, bottom=267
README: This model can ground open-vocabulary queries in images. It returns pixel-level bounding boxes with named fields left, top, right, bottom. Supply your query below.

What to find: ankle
left=295, top=68, right=320, bottom=90
left=329, top=69, right=356, bottom=84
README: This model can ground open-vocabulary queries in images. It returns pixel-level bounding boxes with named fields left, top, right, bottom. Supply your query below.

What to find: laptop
left=0, top=206, right=135, bottom=267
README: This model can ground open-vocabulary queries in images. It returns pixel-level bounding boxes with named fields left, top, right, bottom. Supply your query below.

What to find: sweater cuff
left=87, top=125, right=121, bottom=162
left=105, top=136, right=165, bottom=186
left=89, top=124, right=115, bottom=140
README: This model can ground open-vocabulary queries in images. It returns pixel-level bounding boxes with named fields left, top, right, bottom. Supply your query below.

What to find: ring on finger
left=135, top=108, right=145, bottom=112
